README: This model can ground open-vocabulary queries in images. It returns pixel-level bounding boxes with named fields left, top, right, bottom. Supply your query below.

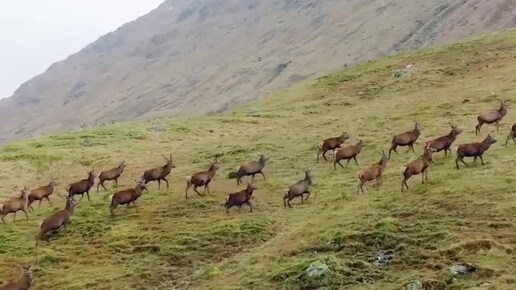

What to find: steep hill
left=1, top=0, right=516, bottom=142
left=1, top=30, right=516, bottom=290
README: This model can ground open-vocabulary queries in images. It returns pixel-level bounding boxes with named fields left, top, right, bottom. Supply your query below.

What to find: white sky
left=0, top=0, right=164, bottom=99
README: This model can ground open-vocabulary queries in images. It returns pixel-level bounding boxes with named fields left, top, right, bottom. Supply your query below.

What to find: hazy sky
left=0, top=0, right=164, bottom=99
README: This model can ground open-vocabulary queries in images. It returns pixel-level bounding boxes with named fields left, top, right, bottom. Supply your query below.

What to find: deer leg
left=444, top=148, right=448, bottom=158
left=353, top=156, right=359, bottom=165
left=205, top=184, right=210, bottom=194
left=389, top=145, right=398, bottom=157
left=157, top=179, right=161, bottom=190
left=0, top=215, right=5, bottom=224
left=251, top=174, right=255, bottom=181
left=46, top=197, right=52, bottom=205
left=300, top=194, right=304, bottom=203
left=110, top=205, right=115, bottom=216
left=163, top=178, right=169, bottom=189
left=246, top=201, right=253, bottom=212
left=421, top=171, right=425, bottom=184
left=496, top=121, right=500, bottom=131
left=38, top=200, right=42, bottom=208
left=260, top=172, right=266, bottom=180
left=479, top=155, right=485, bottom=165
left=475, top=122, right=483, bottom=136
left=473, top=156, right=478, bottom=164
left=304, top=191, right=311, bottom=201
left=287, top=198, right=293, bottom=208
left=236, top=177, right=241, bottom=186
left=460, top=158, right=468, bottom=167
left=101, top=182, right=108, bottom=191
left=322, top=150, right=328, bottom=161
left=13, top=212, right=16, bottom=222
left=114, top=178, right=118, bottom=188
left=513, top=136, right=516, bottom=144
left=86, top=191, right=91, bottom=201
left=193, top=186, right=202, bottom=196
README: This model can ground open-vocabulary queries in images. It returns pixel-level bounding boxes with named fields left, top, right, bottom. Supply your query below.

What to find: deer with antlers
left=67, top=168, right=96, bottom=202
left=142, top=154, right=175, bottom=190
left=0, top=187, right=30, bottom=224
left=475, top=100, right=510, bottom=135
left=185, top=158, right=220, bottom=199
left=0, top=264, right=34, bottom=290
left=97, top=161, right=126, bottom=192
left=425, top=122, right=463, bottom=157
left=357, top=150, right=389, bottom=194
left=36, top=194, right=81, bottom=245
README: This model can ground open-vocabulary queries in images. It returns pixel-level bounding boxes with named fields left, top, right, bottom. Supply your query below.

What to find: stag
left=0, top=265, right=33, bottom=290
left=27, top=179, right=57, bottom=212
left=229, top=154, right=268, bottom=185
left=425, top=122, right=462, bottom=157
left=142, top=154, right=175, bottom=189
left=475, top=100, right=509, bottom=135
left=224, top=183, right=257, bottom=213
left=67, top=169, right=95, bottom=201
left=317, top=132, right=351, bottom=162
left=283, top=169, right=312, bottom=208
left=36, top=194, right=80, bottom=245
left=0, top=187, right=30, bottom=224
left=389, top=121, right=421, bottom=157
left=97, top=161, right=126, bottom=192
left=505, top=123, right=516, bottom=145
left=401, top=144, right=436, bottom=192
left=109, top=177, right=148, bottom=216
left=333, top=139, right=365, bottom=169
left=456, top=134, right=497, bottom=169
left=357, top=150, right=389, bottom=194
left=185, top=159, right=219, bottom=199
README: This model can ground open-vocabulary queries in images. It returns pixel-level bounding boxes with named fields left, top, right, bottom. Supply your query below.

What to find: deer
left=425, top=122, right=463, bottom=157
left=185, top=158, right=219, bottom=199
left=455, top=134, right=497, bottom=169
left=357, top=150, right=389, bottom=194
left=109, top=177, right=148, bottom=216
left=36, top=194, right=80, bottom=246
left=27, top=179, right=57, bottom=212
left=142, top=154, right=175, bottom=190
left=224, top=183, right=257, bottom=213
left=97, top=161, right=126, bottom=192
left=333, top=139, right=365, bottom=169
left=389, top=121, right=421, bottom=157
left=67, top=168, right=96, bottom=202
left=283, top=169, right=312, bottom=208
left=0, top=187, right=30, bottom=224
left=401, top=144, right=436, bottom=192
left=229, top=154, right=268, bottom=185
left=317, top=132, right=351, bottom=162
left=505, top=123, right=516, bottom=145
left=475, top=100, right=510, bottom=135
left=0, top=264, right=33, bottom=290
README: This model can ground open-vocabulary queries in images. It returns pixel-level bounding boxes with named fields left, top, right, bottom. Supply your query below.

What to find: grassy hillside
left=1, top=30, right=516, bottom=290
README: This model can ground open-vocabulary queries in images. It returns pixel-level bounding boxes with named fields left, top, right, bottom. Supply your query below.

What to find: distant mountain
left=1, top=0, right=515, bottom=142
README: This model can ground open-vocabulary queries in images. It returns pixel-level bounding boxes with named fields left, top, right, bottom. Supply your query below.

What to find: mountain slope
left=1, top=0, right=516, bottom=142
left=1, top=30, right=516, bottom=290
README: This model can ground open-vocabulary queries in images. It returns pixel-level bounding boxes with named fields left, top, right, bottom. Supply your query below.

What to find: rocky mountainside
left=1, top=0, right=515, bottom=141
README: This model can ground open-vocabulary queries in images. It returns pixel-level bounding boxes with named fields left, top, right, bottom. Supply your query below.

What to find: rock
left=403, top=280, right=423, bottom=290
left=374, top=249, right=395, bottom=267
left=305, top=260, right=329, bottom=278
left=147, top=123, right=165, bottom=132
left=449, top=263, right=477, bottom=276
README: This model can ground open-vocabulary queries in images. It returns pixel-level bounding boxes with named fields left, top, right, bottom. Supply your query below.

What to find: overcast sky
left=0, top=0, right=164, bottom=99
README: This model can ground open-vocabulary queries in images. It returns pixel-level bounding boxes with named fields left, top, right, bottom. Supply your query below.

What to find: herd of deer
left=0, top=100, right=514, bottom=289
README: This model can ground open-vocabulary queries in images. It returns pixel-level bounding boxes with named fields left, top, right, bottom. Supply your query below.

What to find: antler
left=57, top=193, right=66, bottom=200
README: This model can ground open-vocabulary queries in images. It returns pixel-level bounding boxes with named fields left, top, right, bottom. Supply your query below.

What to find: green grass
left=2, top=29, right=516, bottom=289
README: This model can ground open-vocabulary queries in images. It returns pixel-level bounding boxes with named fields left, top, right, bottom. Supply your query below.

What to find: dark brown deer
left=0, top=188, right=30, bottom=224
left=185, top=159, right=219, bottom=199
left=455, top=134, right=497, bottom=169
left=283, top=169, right=312, bottom=208
left=97, top=161, right=126, bottom=192
left=357, top=150, right=389, bottom=194
left=333, top=139, right=365, bottom=169
left=505, top=123, right=516, bottom=145
left=230, top=154, right=268, bottom=185
left=389, top=121, right=421, bottom=157
left=109, top=177, right=148, bottom=216
left=475, top=100, right=509, bottom=135
left=27, top=179, right=57, bottom=212
left=224, top=183, right=257, bottom=213
left=317, top=132, right=351, bottom=162
left=0, top=265, right=33, bottom=290
left=36, top=194, right=80, bottom=245
left=401, top=144, right=436, bottom=192
left=425, top=122, right=462, bottom=157
left=67, top=169, right=95, bottom=201
left=142, top=154, right=175, bottom=189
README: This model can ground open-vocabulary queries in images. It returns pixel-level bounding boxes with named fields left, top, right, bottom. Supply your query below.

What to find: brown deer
left=224, top=183, right=257, bottom=213
left=283, top=169, right=312, bottom=208
left=27, top=179, right=57, bottom=212
left=505, top=123, right=516, bottom=145
left=475, top=100, right=509, bottom=135
left=0, top=188, right=30, bottom=224
left=229, top=154, right=268, bottom=185
left=357, top=150, right=389, bottom=194
left=317, top=132, right=351, bottom=162
left=185, top=159, right=219, bottom=199
left=333, top=139, right=365, bottom=169
left=0, top=265, right=33, bottom=290
left=425, top=122, right=462, bottom=157
left=109, top=177, right=148, bottom=216
left=389, top=121, right=421, bottom=157
left=97, top=161, right=126, bottom=192
left=67, top=169, right=96, bottom=201
left=142, top=154, right=175, bottom=189
left=401, top=144, right=436, bottom=192
left=456, top=134, right=497, bottom=169
left=36, top=194, right=80, bottom=245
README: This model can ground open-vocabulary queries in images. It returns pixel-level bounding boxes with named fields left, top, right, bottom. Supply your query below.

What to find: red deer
left=357, top=150, right=389, bottom=194
left=455, top=134, right=497, bottom=169
left=505, top=123, right=516, bottom=145
left=283, top=169, right=312, bottom=208
left=333, top=139, right=365, bottom=169
left=229, top=154, right=268, bottom=185
left=109, top=178, right=148, bottom=216
left=0, top=188, right=30, bottom=224
left=425, top=122, right=462, bottom=157
left=97, top=161, right=126, bottom=192
left=224, top=183, right=257, bottom=213
left=36, top=194, right=80, bottom=245
left=27, top=179, right=57, bottom=212
left=142, top=154, right=175, bottom=189
left=389, top=121, right=421, bottom=157
left=401, top=144, right=436, bottom=192
left=0, top=265, right=33, bottom=290
left=475, top=100, right=509, bottom=135
left=317, top=132, right=351, bottom=162
left=185, top=159, right=219, bottom=199
left=67, top=169, right=95, bottom=201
